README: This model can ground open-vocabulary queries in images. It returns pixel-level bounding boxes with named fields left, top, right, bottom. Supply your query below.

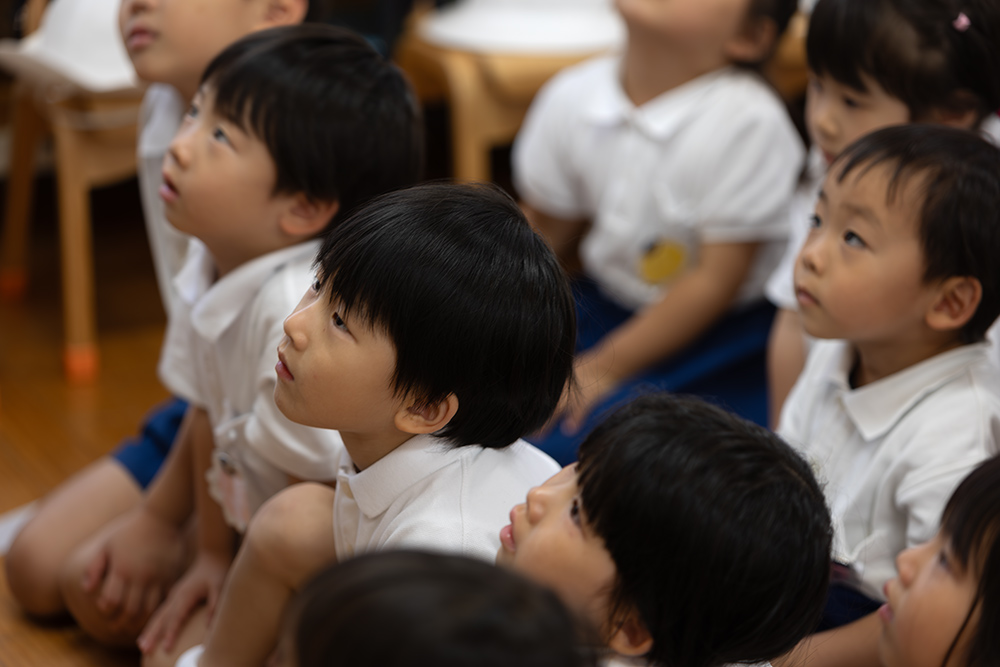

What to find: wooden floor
left=0, top=175, right=166, bottom=666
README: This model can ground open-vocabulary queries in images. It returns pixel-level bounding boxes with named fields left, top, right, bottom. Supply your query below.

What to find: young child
left=765, top=0, right=1000, bottom=424
left=499, top=392, right=834, bottom=667
left=168, top=182, right=575, bottom=667
left=5, top=0, right=316, bottom=620
left=777, top=125, right=1000, bottom=628
left=513, top=0, right=804, bottom=464
left=779, top=455, right=1000, bottom=667
left=275, top=550, right=594, bottom=667
left=55, top=25, right=423, bottom=653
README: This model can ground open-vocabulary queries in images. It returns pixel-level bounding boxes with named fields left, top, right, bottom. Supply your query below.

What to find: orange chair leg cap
left=0, top=269, right=27, bottom=300
left=64, top=344, right=99, bottom=383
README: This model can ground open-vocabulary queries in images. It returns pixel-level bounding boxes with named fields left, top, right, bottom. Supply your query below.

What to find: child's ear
left=394, top=394, right=460, bottom=435
left=924, top=94, right=980, bottom=130
left=926, top=276, right=982, bottom=333
left=724, top=16, right=777, bottom=65
left=257, top=0, right=308, bottom=29
left=606, top=609, right=654, bottom=658
left=279, top=196, right=339, bottom=241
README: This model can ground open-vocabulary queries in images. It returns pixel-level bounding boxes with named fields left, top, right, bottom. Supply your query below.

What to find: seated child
left=169, top=182, right=576, bottom=667
left=765, top=0, right=1000, bottom=423
left=275, top=550, right=594, bottom=667
left=779, top=454, right=1000, bottom=667
left=4, top=0, right=317, bottom=620
left=55, top=24, right=423, bottom=651
left=777, top=125, right=1000, bottom=627
left=513, top=0, right=805, bottom=464
left=498, top=392, right=834, bottom=667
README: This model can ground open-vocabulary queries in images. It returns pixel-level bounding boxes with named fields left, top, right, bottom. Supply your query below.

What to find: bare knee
left=5, top=522, right=67, bottom=617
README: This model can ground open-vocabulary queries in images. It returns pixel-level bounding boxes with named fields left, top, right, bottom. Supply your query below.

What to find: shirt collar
left=831, top=343, right=991, bottom=441
left=173, top=238, right=320, bottom=343
left=339, top=433, right=463, bottom=519
left=583, top=57, right=735, bottom=140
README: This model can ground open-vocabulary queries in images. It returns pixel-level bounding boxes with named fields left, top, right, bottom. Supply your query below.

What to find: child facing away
left=53, top=25, right=423, bottom=654
left=168, top=182, right=576, bottom=667
left=513, top=0, right=804, bottom=464
left=6, top=0, right=318, bottom=621
left=778, top=455, right=1000, bottom=667
left=777, top=125, right=1000, bottom=628
left=498, top=392, right=834, bottom=667
left=275, top=550, right=594, bottom=667
left=765, top=0, right=1000, bottom=424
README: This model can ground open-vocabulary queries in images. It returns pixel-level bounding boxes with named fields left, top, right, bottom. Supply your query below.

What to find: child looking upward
left=778, top=125, right=1000, bottom=628
left=500, top=392, right=833, bottom=667
left=277, top=551, right=594, bottom=667
left=170, top=182, right=575, bottom=667
left=765, top=0, right=1000, bottom=423
left=513, top=0, right=804, bottom=464
left=6, top=0, right=319, bottom=621
left=57, top=25, right=422, bottom=655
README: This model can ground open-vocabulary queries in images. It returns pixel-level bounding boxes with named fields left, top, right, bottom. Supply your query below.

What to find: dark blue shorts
left=527, top=276, right=775, bottom=466
left=110, top=397, right=187, bottom=489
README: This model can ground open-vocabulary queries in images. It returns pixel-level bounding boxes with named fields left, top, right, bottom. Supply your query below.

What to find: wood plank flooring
left=0, top=175, right=165, bottom=666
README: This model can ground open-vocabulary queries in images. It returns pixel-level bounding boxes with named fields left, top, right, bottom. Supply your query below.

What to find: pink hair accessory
left=953, top=12, right=971, bottom=32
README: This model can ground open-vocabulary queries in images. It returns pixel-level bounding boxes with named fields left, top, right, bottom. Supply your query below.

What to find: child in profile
left=779, top=125, right=1000, bottom=629
left=172, top=182, right=575, bottom=667
left=765, top=0, right=1000, bottom=422
left=514, top=0, right=804, bottom=463
left=276, top=550, right=594, bottom=667
left=499, top=392, right=833, bottom=667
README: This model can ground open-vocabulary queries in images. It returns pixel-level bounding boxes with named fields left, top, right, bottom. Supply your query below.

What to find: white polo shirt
left=137, top=83, right=190, bottom=318
left=778, top=340, right=1000, bottom=597
left=513, top=56, right=803, bottom=311
left=159, top=239, right=344, bottom=529
left=332, top=433, right=559, bottom=562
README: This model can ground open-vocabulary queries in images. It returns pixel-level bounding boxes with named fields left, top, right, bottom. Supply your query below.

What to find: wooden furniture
left=0, top=0, right=144, bottom=383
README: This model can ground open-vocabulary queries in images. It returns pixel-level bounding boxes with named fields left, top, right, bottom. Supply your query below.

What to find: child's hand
left=137, top=550, right=230, bottom=655
left=82, top=505, right=186, bottom=628
left=556, top=353, right=618, bottom=435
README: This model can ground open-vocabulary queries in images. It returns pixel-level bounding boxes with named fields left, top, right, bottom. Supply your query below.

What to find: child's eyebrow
left=841, top=202, right=883, bottom=230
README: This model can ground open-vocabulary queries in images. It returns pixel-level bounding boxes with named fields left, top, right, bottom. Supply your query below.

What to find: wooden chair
left=0, top=0, right=144, bottom=382
left=395, top=5, right=809, bottom=184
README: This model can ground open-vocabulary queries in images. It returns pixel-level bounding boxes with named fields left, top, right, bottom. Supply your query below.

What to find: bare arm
left=562, top=241, right=758, bottom=431
left=767, top=307, right=808, bottom=429
left=773, top=613, right=881, bottom=667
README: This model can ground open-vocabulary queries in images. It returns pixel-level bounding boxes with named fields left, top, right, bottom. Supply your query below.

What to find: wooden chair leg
left=51, top=120, right=99, bottom=383
left=438, top=50, right=493, bottom=183
left=1, top=85, right=47, bottom=300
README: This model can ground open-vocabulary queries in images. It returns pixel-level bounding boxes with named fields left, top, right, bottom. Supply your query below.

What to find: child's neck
left=621, top=29, right=731, bottom=106
left=342, top=430, right=417, bottom=472
left=850, top=336, right=965, bottom=388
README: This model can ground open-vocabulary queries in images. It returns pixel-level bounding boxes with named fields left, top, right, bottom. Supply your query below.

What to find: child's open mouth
left=159, top=172, right=179, bottom=204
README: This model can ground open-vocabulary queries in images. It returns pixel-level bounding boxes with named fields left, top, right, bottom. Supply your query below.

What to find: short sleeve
left=512, top=65, right=590, bottom=220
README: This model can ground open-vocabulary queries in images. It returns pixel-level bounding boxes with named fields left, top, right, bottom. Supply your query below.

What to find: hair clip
left=953, top=12, right=971, bottom=32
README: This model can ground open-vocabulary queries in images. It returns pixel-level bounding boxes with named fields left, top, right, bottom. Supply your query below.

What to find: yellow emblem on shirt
left=639, top=241, right=687, bottom=284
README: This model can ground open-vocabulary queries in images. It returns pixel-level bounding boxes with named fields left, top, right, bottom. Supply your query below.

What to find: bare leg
left=200, top=483, right=338, bottom=667
left=5, top=458, right=142, bottom=617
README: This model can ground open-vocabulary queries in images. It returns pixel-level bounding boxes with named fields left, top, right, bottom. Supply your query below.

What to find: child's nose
left=166, top=126, right=195, bottom=169
left=282, top=308, right=309, bottom=350
left=895, top=542, right=927, bottom=587
left=798, top=234, right=823, bottom=274
left=525, top=485, right=547, bottom=524
left=811, top=98, right=837, bottom=143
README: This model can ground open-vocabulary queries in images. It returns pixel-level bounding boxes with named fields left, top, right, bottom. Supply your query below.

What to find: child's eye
left=937, top=549, right=951, bottom=571
left=311, top=278, right=323, bottom=294
left=212, top=127, right=231, bottom=145
left=570, top=497, right=582, bottom=526
left=842, top=95, right=861, bottom=109
left=185, top=102, right=199, bottom=120
left=809, top=214, right=822, bottom=229
left=844, top=230, right=867, bottom=248
left=332, top=311, right=349, bottom=332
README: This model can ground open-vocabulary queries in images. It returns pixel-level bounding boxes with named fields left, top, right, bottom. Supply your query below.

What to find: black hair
left=286, top=550, right=596, bottom=667
left=806, top=0, right=1000, bottom=124
left=937, top=456, right=1000, bottom=667
left=576, top=393, right=833, bottom=667
left=834, top=124, right=1000, bottom=343
left=315, top=181, right=576, bottom=449
left=200, top=24, right=423, bottom=231
left=732, top=0, right=799, bottom=67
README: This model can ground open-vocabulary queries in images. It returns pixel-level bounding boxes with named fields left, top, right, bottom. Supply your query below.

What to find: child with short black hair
left=276, top=550, right=595, bottom=667
left=499, top=392, right=833, bottom=667
left=765, top=0, right=1000, bottom=421
left=53, top=25, right=422, bottom=657
left=172, top=182, right=574, bottom=667
left=514, top=0, right=804, bottom=464
left=778, top=124, right=1000, bottom=630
